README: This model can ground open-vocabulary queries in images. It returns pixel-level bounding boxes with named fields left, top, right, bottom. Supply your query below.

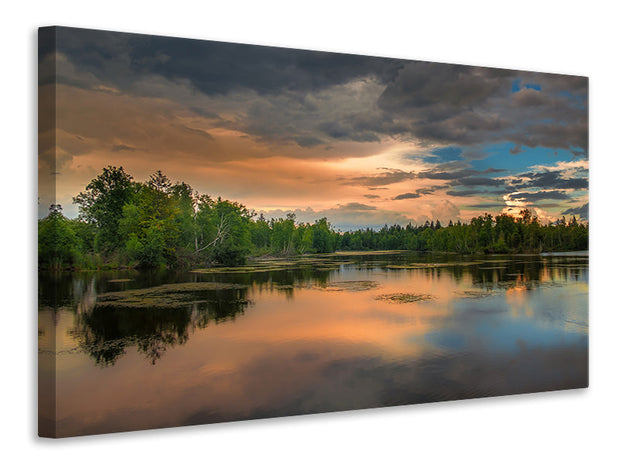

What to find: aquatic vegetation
left=191, top=256, right=352, bottom=275
left=375, top=293, right=436, bottom=303
left=107, top=278, right=134, bottom=283
left=386, top=262, right=481, bottom=270
left=96, top=282, right=250, bottom=309
left=191, top=266, right=286, bottom=274
left=328, top=250, right=405, bottom=256
left=454, top=289, right=499, bottom=299
left=312, top=280, right=380, bottom=292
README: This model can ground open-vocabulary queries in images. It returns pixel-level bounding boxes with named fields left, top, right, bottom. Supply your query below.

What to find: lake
left=38, top=251, right=588, bottom=437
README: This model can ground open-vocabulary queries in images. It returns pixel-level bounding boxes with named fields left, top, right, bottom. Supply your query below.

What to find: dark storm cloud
left=344, top=164, right=511, bottom=191
left=132, top=41, right=403, bottom=96
left=445, top=161, right=588, bottom=202
left=505, top=121, right=588, bottom=153
left=393, top=187, right=434, bottom=200
left=45, top=27, right=588, bottom=157
left=393, top=193, right=420, bottom=200
left=343, top=169, right=416, bottom=187
left=417, top=167, right=506, bottom=181
left=468, top=203, right=508, bottom=209
left=431, top=160, right=473, bottom=171
left=376, top=62, right=588, bottom=153
left=561, top=202, right=589, bottom=220
left=328, top=110, right=413, bottom=143
left=511, top=170, right=588, bottom=190
left=379, top=63, right=507, bottom=111
left=456, top=176, right=506, bottom=187
left=340, top=111, right=411, bottom=142
left=318, top=121, right=381, bottom=142
left=48, top=27, right=405, bottom=96
left=532, top=203, right=564, bottom=209
left=38, top=28, right=57, bottom=87
left=446, top=189, right=487, bottom=197
left=294, top=136, right=325, bottom=148
left=417, top=169, right=475, bottom=180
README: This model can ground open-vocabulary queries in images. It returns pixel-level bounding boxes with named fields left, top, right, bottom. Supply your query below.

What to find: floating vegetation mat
left=329, top=250, right=406, bottom=256
left=540, top=251, right=589, bottom=257
left=454, top=289, right=499, bottom=299
left=349, top=262, right=391, bottom=270
left=191, top=256, right=354, bottom=275
left=96, top=282, right=250, bottom=309
left=387, top=262, right=481, bottom=270
left=191, top=266, right=287, bottom=274
left=312, top=280, right=380, bottom=292
left=375, top=293, right=436, bottom=303
left=454, top=279, right=569, bottom=297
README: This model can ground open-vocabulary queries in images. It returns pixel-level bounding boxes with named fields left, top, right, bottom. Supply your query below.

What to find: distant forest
left=38, top=166, right=589, bottom=269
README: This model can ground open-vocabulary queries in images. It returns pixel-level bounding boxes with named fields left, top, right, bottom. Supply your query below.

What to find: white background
left=2, top=1, right=619, bottom=463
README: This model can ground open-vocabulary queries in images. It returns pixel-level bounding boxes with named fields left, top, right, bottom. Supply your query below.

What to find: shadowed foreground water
left=38, top=252, right=588, bottom=437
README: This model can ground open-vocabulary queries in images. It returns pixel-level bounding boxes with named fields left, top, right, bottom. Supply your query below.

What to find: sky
left=38, top=27, right=588, bottom=230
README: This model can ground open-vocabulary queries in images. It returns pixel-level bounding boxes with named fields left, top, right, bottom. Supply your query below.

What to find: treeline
left=38, top=166, right=588, bottom=270
left=339, top=211, right=588, bottom=254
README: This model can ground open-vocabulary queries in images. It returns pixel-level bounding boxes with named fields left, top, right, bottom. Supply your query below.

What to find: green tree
left=118, top=171, right=181, bottom=267
left=311, top=217, right=337, bottom=253
left=249, top=213, right=272, bottom=251
left=38, top=205, right=79, bottom=268
left=73, top=166, right=135, bottom=252
left=208, top=199, right=253, bottom=265
left=271, top=213, right=296, bottom=255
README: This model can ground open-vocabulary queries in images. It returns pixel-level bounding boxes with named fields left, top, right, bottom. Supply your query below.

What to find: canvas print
left=38, top=26, right=589, bottom=438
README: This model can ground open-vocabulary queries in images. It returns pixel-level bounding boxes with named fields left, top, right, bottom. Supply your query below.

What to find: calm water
left=38, top=252, right=588, bottom=437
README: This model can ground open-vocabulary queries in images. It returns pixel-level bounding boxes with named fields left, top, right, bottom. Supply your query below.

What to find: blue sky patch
left=427, top=146, right=463, bottom=162
left=512, top=79, right=541, bottom=93
left=470, top=143, right=574, bottom=175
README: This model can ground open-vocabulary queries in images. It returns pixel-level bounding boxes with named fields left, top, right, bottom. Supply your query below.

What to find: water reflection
left=71, top=286, right=252, bottom=366
left=38, top=252, right=588, bottom=437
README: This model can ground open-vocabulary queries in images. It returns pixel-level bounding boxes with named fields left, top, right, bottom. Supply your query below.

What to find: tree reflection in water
left=71, top=287, right=252, bottom=366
